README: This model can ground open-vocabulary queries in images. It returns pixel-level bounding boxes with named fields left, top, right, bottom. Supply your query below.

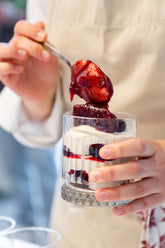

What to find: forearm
left=22, top=91, right=56, bottom=121
left=0, top=85, right=64, bottom=148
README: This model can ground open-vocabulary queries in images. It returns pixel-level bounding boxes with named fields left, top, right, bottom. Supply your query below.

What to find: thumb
left=34, top=21, right=45, bottom=30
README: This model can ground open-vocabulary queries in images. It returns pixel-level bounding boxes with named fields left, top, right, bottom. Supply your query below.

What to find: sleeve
left=0, top=0, right=64, bottom=148
left=0, top=84, right=64, bottom=148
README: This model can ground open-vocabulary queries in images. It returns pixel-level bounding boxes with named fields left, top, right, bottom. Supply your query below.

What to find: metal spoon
left=43, top=41, right=72, bottom=68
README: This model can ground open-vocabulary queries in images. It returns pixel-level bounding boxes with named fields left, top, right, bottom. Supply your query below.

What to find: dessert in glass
left=61, top=60, right=137, bottom=207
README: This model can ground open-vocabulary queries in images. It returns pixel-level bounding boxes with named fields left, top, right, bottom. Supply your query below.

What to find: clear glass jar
left=61, top=112, right=137, bottom=207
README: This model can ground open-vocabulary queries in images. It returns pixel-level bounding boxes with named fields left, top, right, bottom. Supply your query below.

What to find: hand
left=0, top=20, right=61, bottom=120
left=89, top=138, right=165, bottom=215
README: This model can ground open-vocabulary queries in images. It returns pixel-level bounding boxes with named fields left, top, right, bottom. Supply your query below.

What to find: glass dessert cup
left=61, top=112, right=137, bottom=207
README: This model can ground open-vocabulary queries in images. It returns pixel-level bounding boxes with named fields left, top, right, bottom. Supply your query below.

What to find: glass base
left=61, top=183, right=131, bottom=207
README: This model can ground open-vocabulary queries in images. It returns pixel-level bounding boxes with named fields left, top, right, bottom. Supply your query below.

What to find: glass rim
left=0, top=216, right=16, bottom=234
left=4, top=226, right=61, bottom=247
left=63, top=111, right=137, bottom=120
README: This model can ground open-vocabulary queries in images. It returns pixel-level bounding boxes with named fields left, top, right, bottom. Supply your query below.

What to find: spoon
left=43, top=41, right=72, bottom=68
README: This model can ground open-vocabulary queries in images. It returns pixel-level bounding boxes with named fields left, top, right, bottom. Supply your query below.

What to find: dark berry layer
left=73, top=103, right=115, bottom=119
left=73, top=104, right=120, bottom=133
left=68, top=169, right=88, bottom=182
left=63, top=144, right=114, bottom=162
left=63, top=145, right=81, bottom=159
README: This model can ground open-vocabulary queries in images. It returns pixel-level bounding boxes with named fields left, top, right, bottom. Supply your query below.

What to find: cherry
left=95, top=118, right=119, bottom=133
left=70, top=60, right=113, bottom=105
left=89, top=144, right=104, bottom=161
left=69, top=59, right=127, bottom=132
left=116, top=119, right=126, bottom=132
left=89, top=143, right=114, bottom=161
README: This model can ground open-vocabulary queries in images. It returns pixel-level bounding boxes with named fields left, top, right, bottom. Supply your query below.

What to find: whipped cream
left=63, top=124, right=135, bottom=190
left=64, top=124, right=135, bottom=153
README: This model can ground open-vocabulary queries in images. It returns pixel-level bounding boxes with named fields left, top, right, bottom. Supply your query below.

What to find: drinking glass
left=0, top=216, right=16, bottom=235
left=0, top=227, right=61, bottom=248
left=61, top=111, right=137, bottom=207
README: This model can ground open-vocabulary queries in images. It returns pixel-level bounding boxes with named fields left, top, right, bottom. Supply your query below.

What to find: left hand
left=89, top=138, right=165, bottom=215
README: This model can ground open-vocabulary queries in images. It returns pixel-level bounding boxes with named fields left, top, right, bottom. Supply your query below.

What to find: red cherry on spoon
left=70, top=60, right=113, bottom=105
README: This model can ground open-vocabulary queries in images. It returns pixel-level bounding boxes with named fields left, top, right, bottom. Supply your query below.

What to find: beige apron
left=28, top=0, right=165, bottom=247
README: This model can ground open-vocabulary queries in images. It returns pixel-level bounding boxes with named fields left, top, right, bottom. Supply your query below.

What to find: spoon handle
left=43, top=41, right=72, bottom=68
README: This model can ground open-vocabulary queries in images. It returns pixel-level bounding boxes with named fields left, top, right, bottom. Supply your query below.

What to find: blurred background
left=0, top=0, right=57, bottom=228
left=0, top=0, right=26, bottom=91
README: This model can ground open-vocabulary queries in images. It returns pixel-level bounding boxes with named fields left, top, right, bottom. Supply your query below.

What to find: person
left=0, top=0, right=165, bottom=247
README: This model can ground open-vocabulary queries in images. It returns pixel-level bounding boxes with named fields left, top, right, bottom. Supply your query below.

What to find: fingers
left=0, top=43, right=28, bottom=60
left=0, top=20, right=50, bottom=64
left=113, top=193, right=164, bottom=215
left=95, top=177, right=159, bottom=203
left=0, top=20, right=51, bottom=64
left=92, top=139, right=165, bottom=215
left=0, top=44, right=25, bottom=75
left=89, top=158, right=155, bottom=183
left=99, top=138, right=156, bottom=160
left=0, top=61, right=23, bottom=76
left=11, top=20, right=51, bottom=61
left=12, top=36, right=51, bottom=61
left=34, top=21, right=45, bottom=30
left=14, top=20, right=47, bottom=42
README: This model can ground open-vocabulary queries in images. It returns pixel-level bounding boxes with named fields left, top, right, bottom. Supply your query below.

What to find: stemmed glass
left=0, top=227, right=61, bottom=248
left=0, top=216, right=16, bottom=235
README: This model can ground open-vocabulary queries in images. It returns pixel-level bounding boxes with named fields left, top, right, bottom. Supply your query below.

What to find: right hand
left=0, top=20, right=61, bottom=120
